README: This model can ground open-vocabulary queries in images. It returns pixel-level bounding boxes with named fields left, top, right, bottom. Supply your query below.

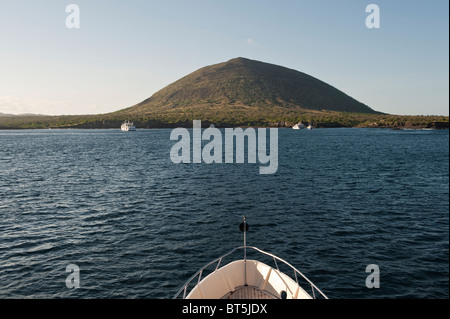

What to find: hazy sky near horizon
left=0, top=0, right=448, bottom=116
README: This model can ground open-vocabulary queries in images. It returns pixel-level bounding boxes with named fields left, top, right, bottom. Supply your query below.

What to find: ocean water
left=0, top=128, right=448, bottom=299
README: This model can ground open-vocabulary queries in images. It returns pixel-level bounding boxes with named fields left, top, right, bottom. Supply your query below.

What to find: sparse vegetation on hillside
left=0, top=111, right=447, bottom=130
left=126, top=57, right=378, bottom=115
left=0, top=58, right=448, bottom=130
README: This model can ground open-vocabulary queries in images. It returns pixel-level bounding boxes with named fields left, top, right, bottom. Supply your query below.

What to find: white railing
left=173, top=245, right=328, bottom=299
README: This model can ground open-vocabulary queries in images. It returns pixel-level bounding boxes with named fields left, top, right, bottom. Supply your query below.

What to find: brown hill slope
left=120, top=57, right=378, bottom=118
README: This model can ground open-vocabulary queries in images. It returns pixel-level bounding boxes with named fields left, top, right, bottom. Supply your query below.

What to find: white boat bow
left=174, top=217, right=328, bottom=300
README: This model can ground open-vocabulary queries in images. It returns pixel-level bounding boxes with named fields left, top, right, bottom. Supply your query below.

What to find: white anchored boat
left=174, top=216, right=328, bottom=299
left=292, top=122, right=305, bottom=130
left=121, top=120, right=136, bottom=131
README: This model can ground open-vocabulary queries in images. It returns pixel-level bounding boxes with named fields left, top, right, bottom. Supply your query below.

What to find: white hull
left=293, top=123, right=305, bottom=130
left=121, top=121, right=136, bottom=131
left=174, top=217, right=328, bottom=300
left=186, top=259, right=313, bottom=299
left=121, top=127, right=136, bottom=131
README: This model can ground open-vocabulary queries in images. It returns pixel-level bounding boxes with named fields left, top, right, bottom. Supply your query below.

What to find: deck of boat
left=221, top=285, right=278, bottom=299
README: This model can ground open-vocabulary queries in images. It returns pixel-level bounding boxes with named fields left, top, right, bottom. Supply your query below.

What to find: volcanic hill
left=118, top=57, right=378, bottom=125
left=4, top=58, right=446, bottom=130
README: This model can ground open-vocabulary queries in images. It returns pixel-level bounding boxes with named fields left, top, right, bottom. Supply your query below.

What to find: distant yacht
left=293, top=122, right=305, bottom=130
left=307, top=123, right=313, bottom=130
left=121, top=121, right=136, bottom=132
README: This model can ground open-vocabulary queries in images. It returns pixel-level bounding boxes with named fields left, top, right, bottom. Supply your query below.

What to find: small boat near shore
left=292, top=122, right=305, bottom=130
left=121, top=121, right=136, bottom=131
left=174, top=216, right=328, bottom=299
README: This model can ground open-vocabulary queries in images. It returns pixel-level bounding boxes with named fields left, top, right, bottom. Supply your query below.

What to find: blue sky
left=0, top=0, right=448, bottom=115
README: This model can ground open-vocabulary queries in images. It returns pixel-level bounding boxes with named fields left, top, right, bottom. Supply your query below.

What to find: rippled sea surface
left=0, top=128, right=448, bottom=299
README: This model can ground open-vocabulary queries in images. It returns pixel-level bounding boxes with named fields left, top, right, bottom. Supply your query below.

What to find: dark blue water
left=0, top=128, right=448, bottom=299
